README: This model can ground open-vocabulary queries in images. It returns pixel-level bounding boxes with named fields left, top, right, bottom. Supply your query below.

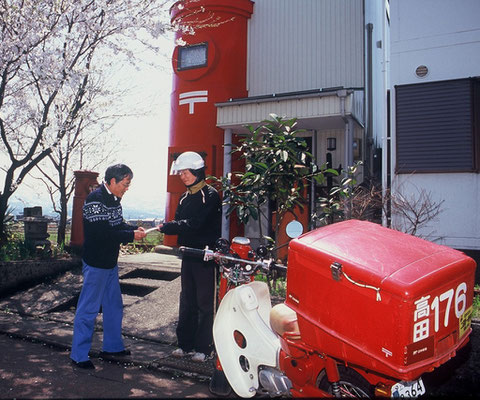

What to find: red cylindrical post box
left=69, top=170, right=99, bottom=250
left=165, top=0, right=253, bottom=246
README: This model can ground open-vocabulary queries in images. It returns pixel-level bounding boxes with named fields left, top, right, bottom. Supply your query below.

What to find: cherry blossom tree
left=33, top=81, right=118, bottom=246
left=0, top=0, right=171, bottom=243
left=33, top=47, right=135, bottom=247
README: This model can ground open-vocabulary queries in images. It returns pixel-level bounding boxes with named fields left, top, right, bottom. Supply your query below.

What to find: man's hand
left=134, top=229, right=147, bottom=240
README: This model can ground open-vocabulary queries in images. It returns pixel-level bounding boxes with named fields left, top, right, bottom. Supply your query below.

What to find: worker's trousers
left=176, top=256, right=217, bottom=355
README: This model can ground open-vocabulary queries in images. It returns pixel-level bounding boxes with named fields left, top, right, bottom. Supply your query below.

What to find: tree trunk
left=57, top=208, right=67, bottom=246
left=56, top=186, right=69, bottom=246
left=0, top=193, right=11, bottom=245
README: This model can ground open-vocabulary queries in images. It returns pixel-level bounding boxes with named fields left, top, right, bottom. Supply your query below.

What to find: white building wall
left=390, top=174, right=480, bottom=249
left=390, top=0, right=480, bottom=249
left=390, top=0, right=480, bottom=85
left=247, top=0, right=364, bottom=96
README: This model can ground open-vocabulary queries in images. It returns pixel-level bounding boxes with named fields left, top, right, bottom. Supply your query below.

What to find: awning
left=215, top=88, right=364, bottom=132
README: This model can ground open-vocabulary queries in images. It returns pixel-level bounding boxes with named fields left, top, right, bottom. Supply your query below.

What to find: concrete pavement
left=0, top=248, right=479, bottom=398
left=0, top=249, right=216, bottom=381
left=0, top=334, right=212, bottom=399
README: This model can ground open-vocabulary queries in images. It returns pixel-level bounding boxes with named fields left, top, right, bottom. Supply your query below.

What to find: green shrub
left=0, top=233, right=34, bottom=261
left=474, top=285, right=480, bottom=320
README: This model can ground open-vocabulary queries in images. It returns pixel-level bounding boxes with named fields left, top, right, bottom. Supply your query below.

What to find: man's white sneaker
left=191, top=352, right=213, bottom=362
left=172, top=348, right=194, bottom=358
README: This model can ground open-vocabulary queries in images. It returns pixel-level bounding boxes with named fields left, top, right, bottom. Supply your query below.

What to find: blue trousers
left=70, top=262, right=125, bottom=362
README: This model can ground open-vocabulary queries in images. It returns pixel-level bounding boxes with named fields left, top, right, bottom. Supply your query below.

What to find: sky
left=11, top=35, right=175, bottom=220
left=108, top=37, right=174, bottom=220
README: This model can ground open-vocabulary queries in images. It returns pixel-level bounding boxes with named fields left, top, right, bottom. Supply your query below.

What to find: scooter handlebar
left=272, top=262, right=287, bottom=272
left=178, top=246, right=205, bottom=259
left=211, top=253, right=287, bottom=275
left=179, top=245, right=287, bottom=275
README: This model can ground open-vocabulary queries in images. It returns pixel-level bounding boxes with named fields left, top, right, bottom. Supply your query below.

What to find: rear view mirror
left=286, top=220, right=303, bottom=239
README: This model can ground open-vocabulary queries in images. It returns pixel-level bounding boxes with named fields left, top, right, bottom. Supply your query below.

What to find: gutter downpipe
left=338, top=90, right=354, bottom=168
left=366, top=23, right=374, bottom=179
left=380, top=7, right=389, bottom=227
left=221, top=129, right=232, bottom=240
left=338, top=89, right=354, bottom=219
left=310, top=130, right=318, bottom=231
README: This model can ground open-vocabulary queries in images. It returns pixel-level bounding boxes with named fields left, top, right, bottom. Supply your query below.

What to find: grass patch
left=140, top=230, right=163, bottom=245
left=255, top=274, right=286, bottom=298
left=474, top=284, right=480, bottom=320
left=120, top=230, right=164, bottom=254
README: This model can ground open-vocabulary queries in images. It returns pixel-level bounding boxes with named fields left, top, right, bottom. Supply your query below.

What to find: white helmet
left=170, top=151, right=205, bottom=175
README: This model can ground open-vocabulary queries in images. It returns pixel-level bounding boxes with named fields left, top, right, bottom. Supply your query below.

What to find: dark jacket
left=82, top=184, right=136, bottom=269
left=161, top=182, right=221, bottom=249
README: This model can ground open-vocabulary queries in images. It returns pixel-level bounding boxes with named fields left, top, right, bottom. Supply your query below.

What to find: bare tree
left=316, top=168, right=444, bottom=239
left=0, top=0, right=171, bottom=243
left=34, top=114, right=116, bottom=246
left=348, top=182, right=384, bottom=223
left=389, top=185, right=444, bottom=238
left=33, top=55, right=124, bottom=246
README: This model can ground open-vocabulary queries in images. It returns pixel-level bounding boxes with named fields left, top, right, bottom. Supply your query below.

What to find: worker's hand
left=134, top=229, right=147, bottom=240
left=156, top=224, right=163, bottom=231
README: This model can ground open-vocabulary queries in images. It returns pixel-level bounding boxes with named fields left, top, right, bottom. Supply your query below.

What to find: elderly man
left=70, top=164, right=146, bottom=369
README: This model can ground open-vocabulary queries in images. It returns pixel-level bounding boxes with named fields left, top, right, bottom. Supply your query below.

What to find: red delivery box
left=286, top=220, right=476, bottom=381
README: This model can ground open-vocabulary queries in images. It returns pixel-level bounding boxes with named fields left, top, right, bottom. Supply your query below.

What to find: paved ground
left=0, top=334, right=212, bottom=399
left=0, top=249, right=478, bottom=398
left=0, top=251, right=219, bottom=397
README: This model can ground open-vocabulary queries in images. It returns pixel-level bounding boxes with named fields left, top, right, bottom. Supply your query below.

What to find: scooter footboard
left=213, top=281, right=281, bottom=398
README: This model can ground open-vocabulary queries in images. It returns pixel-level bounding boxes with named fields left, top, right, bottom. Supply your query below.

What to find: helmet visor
left=170, top=160, right=181, bottom=175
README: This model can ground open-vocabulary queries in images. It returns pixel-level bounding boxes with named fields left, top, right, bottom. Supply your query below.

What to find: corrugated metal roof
left=216, top=89, right=364, bottom=131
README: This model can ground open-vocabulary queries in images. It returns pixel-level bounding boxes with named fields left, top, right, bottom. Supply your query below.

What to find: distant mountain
left=121, top=193, right=166, bottom=220
left=9, top=199, right=55, bottom=218
left=122, top=205, right=165, bottom=220
left=9, top=194, right=165, bottom=221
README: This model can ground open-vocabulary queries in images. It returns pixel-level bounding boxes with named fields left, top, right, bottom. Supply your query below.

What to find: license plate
left=391, top=378, right=425, bottom=398
left=459, top=305, right=473, bottom=338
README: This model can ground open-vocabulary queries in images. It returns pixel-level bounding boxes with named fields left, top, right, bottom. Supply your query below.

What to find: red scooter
left=180, top=219, right=476, bottom=397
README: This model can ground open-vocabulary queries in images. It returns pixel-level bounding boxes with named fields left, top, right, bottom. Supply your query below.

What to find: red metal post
left=165, top=0, right=254, bottom=246
left=69, top=170, right=99, bottom=250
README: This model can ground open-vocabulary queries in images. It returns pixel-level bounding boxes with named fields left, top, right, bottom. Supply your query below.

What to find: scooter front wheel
left=316, top=365, right=373, bottom=398
left=209, top=368, right=232, bottom=397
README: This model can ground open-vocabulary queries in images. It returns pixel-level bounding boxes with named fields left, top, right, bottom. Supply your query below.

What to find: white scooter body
left=213, top=281, right=281, bottom=398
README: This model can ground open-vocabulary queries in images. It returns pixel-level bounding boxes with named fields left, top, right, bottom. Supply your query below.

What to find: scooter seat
left=270, top=303, right=301, bottom=339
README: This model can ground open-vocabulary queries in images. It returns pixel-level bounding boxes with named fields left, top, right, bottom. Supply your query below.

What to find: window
left=177, top=42, right=208, bottom=70
left=395, top=78, right=480, bottom=173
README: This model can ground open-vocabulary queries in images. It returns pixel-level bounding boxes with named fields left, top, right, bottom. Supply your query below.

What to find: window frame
left=395, top=77, right=480, bottom=174
left=177, top=42, right=209, bottom=71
